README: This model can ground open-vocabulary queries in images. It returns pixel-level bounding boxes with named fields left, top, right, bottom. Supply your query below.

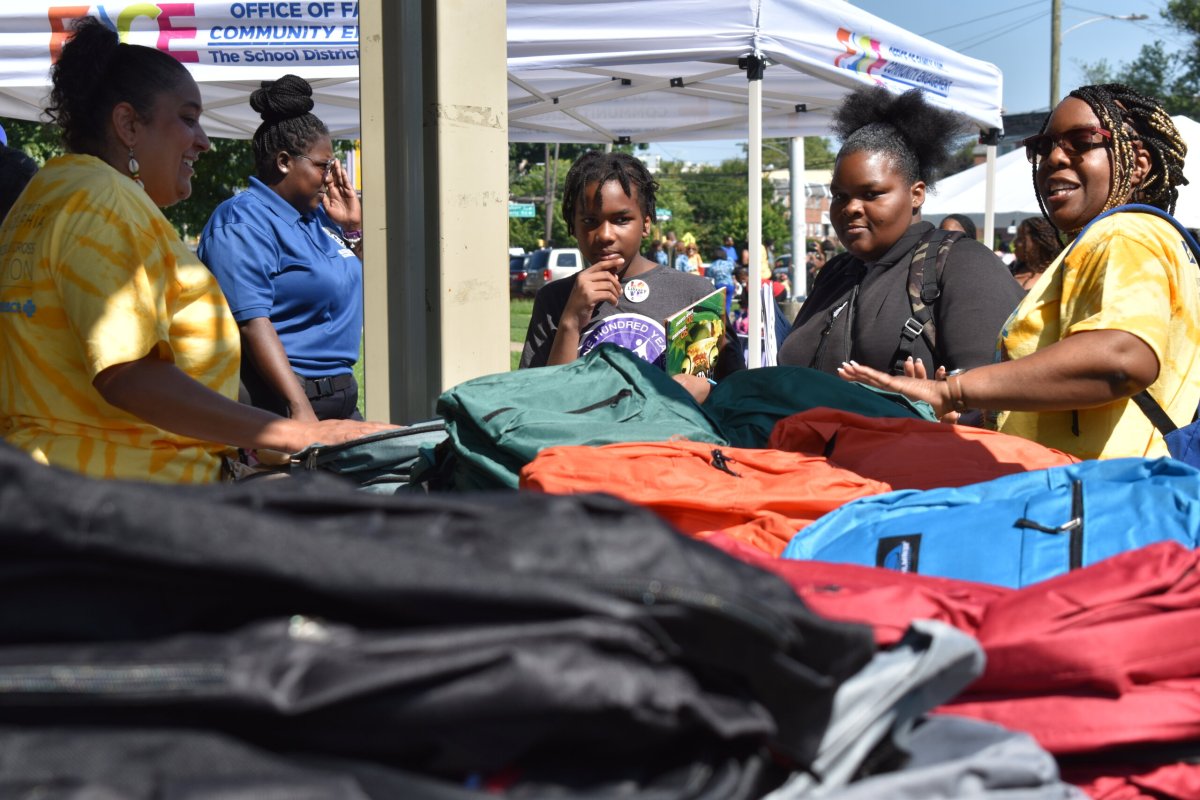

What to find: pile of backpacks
left=3, top=343, right=1200, bottom=798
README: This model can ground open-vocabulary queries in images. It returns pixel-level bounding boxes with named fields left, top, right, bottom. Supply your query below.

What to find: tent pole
left=981, top=128, right=1001, bottom=250
left=744, top=56, right=765, bottom=370
left=789, top=135, right=805, bottom=300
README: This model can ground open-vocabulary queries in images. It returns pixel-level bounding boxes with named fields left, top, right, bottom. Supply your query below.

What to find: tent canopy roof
left=507, top=0, right=1004, bottom=144
left=0, top=0, right=1002, bottom=143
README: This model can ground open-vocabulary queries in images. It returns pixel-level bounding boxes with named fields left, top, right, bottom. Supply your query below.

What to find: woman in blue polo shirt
left=199, top=74, right=364, bottom=421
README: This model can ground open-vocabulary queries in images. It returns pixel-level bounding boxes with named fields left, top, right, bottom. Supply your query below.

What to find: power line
left=919, top=0, right=1045, bottom=37
left=948, top=9, right=1050, bottom=53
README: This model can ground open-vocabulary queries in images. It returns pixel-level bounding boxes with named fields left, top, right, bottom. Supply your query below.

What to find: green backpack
left=435, top=344, right=727, bottom=490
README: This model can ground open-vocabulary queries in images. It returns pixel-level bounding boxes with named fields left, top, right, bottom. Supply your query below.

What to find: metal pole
left=1050, top=0, right=1061, bottom=107
left=745, top=56, right=764, bottom=370
left=788, top=136, right=805, bottom=300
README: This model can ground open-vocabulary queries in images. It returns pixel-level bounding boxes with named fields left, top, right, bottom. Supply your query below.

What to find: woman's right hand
left=286, top=418, right=400, bottom=452
left=901, top=357, right=959, bottom=423
left=838, top=359, right=955, bottom=418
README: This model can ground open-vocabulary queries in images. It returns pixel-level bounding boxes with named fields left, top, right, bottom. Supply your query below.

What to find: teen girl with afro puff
left=778, top=86, right=1023, bottom=380
left=842, top=84, right=1200, bottom=460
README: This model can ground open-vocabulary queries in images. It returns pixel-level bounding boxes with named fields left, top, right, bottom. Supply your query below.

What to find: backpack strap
left=891, top=228, right=964, bottom=375
left=1067, top=204, right=1200, bottom=433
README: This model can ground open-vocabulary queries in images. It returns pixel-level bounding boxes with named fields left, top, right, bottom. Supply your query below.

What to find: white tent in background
left=507, top=0, right=1003, bottom=366
left=921, top=147, right=1040, bottom=234
left=923, top=116, right=1200, bottom=233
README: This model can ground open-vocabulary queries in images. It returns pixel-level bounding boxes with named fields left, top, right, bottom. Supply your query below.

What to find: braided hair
left=562, top=151, right=658, bottom=235
left=1017, top=216, right=1062, bottom=271
left=1033, top=84, right=1187, bottom=232
left=832, top=86, right=969, bottom=190
left=46, top=17, right=190, bottom=156
left=250, top=74, right=329, bottom=179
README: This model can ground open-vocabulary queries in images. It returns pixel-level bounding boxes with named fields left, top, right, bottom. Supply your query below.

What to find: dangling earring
left=127, top=147, right=144, bottom=189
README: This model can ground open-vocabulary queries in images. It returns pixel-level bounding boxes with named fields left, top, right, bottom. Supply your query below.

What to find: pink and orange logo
left=48, top=3, right=198, bottom=64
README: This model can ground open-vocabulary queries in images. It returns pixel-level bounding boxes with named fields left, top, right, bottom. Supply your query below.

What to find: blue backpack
left=781, top=457, right=1200, bottom=589
left=1075, top=204, right=1200, bottom=466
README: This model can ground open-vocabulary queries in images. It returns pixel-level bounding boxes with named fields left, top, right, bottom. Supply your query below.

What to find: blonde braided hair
left=1034, top=84, right=1188, bottom=235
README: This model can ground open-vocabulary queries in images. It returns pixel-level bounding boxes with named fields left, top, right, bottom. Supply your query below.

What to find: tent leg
left=745, top=57, right=764, bottom=370
left=981, top=128, right=1001, bottom=250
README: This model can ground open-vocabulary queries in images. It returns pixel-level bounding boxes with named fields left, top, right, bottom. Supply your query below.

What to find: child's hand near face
left=560, top=258, right=622, bottom=333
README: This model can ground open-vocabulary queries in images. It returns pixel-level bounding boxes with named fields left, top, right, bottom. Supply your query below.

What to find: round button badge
left=623, top=279, right=650, bottom=303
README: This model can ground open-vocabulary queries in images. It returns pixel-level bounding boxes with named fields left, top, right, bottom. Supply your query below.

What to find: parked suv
left=521, top=247, right=585, bottom=295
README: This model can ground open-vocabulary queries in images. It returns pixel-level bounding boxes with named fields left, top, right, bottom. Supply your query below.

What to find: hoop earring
left=127, top=148, right=144, bottom=189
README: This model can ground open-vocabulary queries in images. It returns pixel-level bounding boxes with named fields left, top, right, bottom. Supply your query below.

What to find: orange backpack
left=520, top=440, right=891, bottom=556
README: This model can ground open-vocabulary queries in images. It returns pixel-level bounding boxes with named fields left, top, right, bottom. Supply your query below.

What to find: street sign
left=656, top=207, right=672, bottom=220
left=509, top=202, right=536, bottom=218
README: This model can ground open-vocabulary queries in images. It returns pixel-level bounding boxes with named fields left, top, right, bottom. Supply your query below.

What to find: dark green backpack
left=435, top=344, right=727, bottom=490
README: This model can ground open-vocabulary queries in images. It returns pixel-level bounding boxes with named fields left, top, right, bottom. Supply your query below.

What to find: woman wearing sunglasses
left=841, top=84, right=1200, bottom=460
left=777, top=86, right=1023, bottom=381
left=200, top=74, right=365, bottom=421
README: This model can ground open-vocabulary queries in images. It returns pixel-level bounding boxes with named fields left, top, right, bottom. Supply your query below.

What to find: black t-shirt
left=777, top=222, right=1025, bottom=374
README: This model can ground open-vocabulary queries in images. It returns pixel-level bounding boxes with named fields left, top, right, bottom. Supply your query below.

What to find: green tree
left=163, top=137, right=256, bottom=241
left=1, top=117, right=62, bottom=164
left=1081, top=0, right=1200, bottom=117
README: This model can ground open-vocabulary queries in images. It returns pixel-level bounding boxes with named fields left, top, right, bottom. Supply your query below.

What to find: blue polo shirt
left=198, top=177, right=363, bottom=378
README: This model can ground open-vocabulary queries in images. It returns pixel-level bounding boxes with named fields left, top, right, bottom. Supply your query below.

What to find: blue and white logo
left=579, top=313, right=667, bottom=367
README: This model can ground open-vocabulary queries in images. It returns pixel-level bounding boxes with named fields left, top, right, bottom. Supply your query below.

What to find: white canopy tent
left=0, top=1, right=1003, bottom=390
left=507, top=0, right=1003, bottom=366
left=923, top=116, right=1200, bottom=232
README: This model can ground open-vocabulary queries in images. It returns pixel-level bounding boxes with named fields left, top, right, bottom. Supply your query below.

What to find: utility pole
left=1050, top=0, right=1061, bottom=107
left=543, top=142, right=559, bottom=246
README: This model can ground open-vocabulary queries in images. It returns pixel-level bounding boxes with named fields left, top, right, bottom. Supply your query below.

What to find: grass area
left=510, top=297, right=533, bottom=371
left=356, top=298, right=531, bottom=414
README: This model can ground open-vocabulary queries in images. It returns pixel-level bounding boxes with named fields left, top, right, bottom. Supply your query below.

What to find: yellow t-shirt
left=0, top=154, right=241, bottom=483
left=997, top=212, right=1200, bottom=459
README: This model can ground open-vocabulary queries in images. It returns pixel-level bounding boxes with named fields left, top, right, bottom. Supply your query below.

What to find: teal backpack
left=434, top=344, right=727, bottom=490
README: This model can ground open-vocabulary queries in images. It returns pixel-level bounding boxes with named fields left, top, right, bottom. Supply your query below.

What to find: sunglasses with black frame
left=1022, top=127, right=1113, bottom=165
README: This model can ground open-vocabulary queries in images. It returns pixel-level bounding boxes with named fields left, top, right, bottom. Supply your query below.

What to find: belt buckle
left=315, top=376, right=334, bottom=397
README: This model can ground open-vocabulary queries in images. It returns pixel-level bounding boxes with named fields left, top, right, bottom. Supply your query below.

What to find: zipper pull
left=710, top=448, right=741, bottom=477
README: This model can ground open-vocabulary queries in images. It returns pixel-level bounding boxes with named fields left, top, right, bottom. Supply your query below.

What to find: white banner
left=0, top=2, right=361, bottom=138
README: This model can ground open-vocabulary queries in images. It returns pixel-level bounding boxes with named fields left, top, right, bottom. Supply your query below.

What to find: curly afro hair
left=832, top=86, right=970, bottom=189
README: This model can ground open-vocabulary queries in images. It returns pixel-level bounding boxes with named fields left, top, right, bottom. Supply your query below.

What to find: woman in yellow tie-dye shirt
left=839, top=84, right=1200, bottom=460
left=0, top=18, right=393, bottom=484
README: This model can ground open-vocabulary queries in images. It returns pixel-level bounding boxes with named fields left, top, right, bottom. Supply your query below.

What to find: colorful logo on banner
left=578, top=313, right=667, bottom=368
left=47, top=2, right=359, bottom=66
left=834, top=27, right=952, bottom=98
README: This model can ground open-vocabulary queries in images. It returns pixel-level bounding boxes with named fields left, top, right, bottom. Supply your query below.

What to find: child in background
left=519, top=151, right=715, bottom=370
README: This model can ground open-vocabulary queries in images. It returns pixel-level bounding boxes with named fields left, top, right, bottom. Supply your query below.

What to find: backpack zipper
left=567, top=389, right=632, bottom=415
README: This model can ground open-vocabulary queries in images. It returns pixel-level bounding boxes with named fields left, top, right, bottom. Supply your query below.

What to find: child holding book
left=519, top=151, right=718, bottom=371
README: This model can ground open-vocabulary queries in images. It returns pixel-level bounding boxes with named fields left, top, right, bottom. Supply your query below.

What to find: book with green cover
left=663, top=287, right=726, bottom=377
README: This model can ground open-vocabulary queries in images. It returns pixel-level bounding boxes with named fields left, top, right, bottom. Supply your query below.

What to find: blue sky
left=646, top=0, right=1186, bottom=165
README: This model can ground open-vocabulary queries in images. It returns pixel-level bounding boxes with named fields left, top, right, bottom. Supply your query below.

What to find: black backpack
left=0, top=442, right=874, bottom=797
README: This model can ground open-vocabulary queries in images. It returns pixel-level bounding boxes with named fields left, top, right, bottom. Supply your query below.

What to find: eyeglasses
left=294, top=153, right=335, bottom=177
left=1022, top=127, right=1112, bottom=165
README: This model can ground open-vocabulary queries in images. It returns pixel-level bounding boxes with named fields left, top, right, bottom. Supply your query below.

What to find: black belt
left=297, top=372, right=355, bottom=400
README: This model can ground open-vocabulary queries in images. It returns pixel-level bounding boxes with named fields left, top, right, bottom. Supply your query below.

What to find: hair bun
left=249, top=74, right=314, bottom=123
